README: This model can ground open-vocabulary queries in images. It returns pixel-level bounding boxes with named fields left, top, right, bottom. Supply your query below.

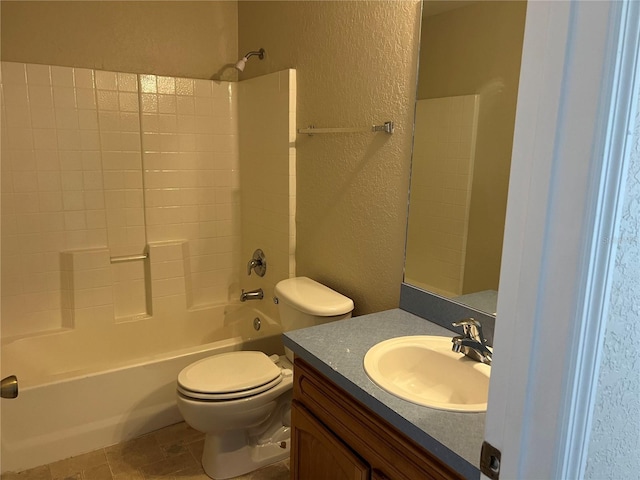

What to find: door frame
left=484, top=1, right=639, bottom=478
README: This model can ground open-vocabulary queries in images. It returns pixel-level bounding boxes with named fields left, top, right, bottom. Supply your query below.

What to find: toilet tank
left=274, top=277, right=354, bottom=332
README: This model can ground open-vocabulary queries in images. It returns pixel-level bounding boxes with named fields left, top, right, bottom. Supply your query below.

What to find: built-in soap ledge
left=60, top=242, right=194, bottom=328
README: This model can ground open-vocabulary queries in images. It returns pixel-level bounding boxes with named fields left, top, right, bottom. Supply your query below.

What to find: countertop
left=282, top=308, right=483, bottom=480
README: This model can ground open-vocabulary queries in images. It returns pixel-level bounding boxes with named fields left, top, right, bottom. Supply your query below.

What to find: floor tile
left=2, top=423, right=289, bottom=480
left=153, top=423, right=203, bottom=448
left=168, top=464, right=209, bottom=479
left=112, top=471, right=144, bottom=480
left=1, top=466, right=52, bottom=480
left=82, top=464, right=113, bottom=480
left=139, top=452, right=198, bottom=478
left=49, top=450, right=108, bottom=479
left=105, top=435, right=165, bottom=476
left=232, top=461, right=289, bottom=480
left=186, top=440, right=204, bottom=462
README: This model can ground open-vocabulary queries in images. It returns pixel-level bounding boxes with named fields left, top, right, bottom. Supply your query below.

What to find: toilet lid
left=178, top=351, right=282, bottom=396
left=177, top=375, right=283, bottom=401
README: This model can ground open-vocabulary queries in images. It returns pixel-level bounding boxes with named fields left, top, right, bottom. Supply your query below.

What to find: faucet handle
left=452, top=318, right=486, bottom=343
left=247, top=249, right=266, bottom=277
left=247, top=259, right=258, bottom=275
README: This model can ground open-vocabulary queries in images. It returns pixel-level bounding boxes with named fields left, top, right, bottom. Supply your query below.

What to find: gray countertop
left=283, top=308, right=483, bottom=480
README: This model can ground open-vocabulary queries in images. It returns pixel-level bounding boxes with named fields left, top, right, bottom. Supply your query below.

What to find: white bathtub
left=0, top=304, right=283, bottom=474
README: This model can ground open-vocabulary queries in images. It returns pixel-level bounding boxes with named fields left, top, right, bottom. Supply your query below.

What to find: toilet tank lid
left=275, top=277, right=354, bottom=316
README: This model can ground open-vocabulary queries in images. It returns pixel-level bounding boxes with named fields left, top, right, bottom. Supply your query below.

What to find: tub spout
left=240, top=288, right=264, bottom=302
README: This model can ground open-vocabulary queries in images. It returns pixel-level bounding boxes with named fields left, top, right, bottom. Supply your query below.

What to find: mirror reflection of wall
left=404, top=0, right=527, bottom=314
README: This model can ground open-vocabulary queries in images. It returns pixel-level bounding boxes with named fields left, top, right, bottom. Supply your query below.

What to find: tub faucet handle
left=247, top=249, right=266, bottom=277
left=1, top=375, right=18, bottom=399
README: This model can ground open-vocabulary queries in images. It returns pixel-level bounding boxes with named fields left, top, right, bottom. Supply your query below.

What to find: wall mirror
left=404, top=0, right=527, bottom=315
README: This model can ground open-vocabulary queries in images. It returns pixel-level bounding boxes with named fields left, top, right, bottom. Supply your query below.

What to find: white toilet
left=176, top=276, right=354, bottom=479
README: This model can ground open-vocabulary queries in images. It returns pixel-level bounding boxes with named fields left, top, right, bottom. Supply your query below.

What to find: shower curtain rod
left=298, top=121, right=394, bottom=136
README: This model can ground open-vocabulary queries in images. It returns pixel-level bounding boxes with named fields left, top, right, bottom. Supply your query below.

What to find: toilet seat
left=178, top=375, right=283, bottom=400
left=178, top=351, right=283, bottom=401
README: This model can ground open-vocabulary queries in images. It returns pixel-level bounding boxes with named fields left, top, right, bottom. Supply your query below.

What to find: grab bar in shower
left=110, top=253, right=148, bottom=264
left=298, top=121, right=394, bottom=136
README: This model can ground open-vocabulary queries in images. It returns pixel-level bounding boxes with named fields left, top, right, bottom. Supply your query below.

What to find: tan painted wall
left=238, top=1, right=421, bottom=315
left=0, top=1, right=238, bottom=80
left=418, top=1, right=526, bottom=294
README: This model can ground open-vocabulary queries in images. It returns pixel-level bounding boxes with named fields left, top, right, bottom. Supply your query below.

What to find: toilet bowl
left=176, top=277, right=354, bottom=479
left=176, top=351, right=293, bottom=479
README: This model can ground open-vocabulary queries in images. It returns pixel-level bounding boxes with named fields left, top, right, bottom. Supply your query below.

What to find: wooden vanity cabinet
left=291, top=358, right=466, bottom=480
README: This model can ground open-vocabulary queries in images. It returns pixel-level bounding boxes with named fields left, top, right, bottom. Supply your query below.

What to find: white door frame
left=484, top=1, right=639, bottom=478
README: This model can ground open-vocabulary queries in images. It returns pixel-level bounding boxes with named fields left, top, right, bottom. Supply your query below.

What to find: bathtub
left=0, top=304, right=283, bottom=474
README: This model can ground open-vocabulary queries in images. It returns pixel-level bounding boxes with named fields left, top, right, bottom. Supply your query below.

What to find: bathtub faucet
left=240, top=288, right=264, bottom=302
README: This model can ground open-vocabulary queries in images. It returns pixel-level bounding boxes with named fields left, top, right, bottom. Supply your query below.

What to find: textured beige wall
left=0, top=1, right=238, bottom=80
left=239, top=1, right=421, bottom=315
left=418, top=1, right=526, bottom=294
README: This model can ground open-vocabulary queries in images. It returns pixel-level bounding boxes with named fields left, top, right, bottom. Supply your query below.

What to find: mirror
left=404, top=0, right=527, bottom=314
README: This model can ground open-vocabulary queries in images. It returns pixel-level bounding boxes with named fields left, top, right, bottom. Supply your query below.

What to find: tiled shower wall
left=0, top=62, right=286, bottom=339
left=1, top=62, right=109, bottom=336
left=139, top=74, right=240, bottom=307
left=404, top=95, right=479, bottom=297
left=95, top=70, right=147, bottom=319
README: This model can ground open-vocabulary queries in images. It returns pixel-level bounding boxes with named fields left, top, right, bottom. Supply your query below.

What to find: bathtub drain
left=253, top=317, right=261, bottom=331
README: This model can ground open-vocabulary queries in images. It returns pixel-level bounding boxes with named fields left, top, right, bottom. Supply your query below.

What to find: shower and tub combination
left=1, top=304, right=283, bottom=472
left=0, top=58, right=297, bottom=474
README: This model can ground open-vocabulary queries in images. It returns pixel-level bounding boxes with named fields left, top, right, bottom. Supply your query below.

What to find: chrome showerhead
left=234, top=48, right=265, bottom=71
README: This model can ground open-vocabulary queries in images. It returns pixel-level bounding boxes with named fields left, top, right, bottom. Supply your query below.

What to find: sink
left=363, top=336, right=490, bottom=412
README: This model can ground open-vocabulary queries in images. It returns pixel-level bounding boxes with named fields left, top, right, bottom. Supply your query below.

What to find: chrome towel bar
left=110, top=253, right=148, bottom=264
left=298, top=121, right=394, bottom=136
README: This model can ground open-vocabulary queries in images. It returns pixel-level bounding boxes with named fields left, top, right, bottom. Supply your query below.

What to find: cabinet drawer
left=293, top=358, right=465, bottom=480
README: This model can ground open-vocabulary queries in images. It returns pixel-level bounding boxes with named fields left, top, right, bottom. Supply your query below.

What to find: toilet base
left=201, top=426, right=290, bottom=479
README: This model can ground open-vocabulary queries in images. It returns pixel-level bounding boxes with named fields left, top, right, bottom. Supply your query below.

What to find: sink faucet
left=451, top=318, right=492, bottom=366
left=240, top=288, right=264, bottom=302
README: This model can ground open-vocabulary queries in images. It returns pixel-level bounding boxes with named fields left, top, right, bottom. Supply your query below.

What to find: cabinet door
left=293, top=359, right=466, bottom=480
left=291, top=400, right=370, bottom=480
left=371, top=470, right=391, bottom=480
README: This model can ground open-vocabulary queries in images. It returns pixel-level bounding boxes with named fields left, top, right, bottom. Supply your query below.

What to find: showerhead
left=234, top=48, right=265, bottom=71
left=234, top=58, right=247, bottom=72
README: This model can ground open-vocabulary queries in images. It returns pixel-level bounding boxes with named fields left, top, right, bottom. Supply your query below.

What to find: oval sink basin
left=363, top=336, right=490, bottom=412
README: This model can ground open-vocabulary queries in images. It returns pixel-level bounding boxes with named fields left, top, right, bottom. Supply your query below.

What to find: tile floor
left=1, top=422, right=290, bottom=480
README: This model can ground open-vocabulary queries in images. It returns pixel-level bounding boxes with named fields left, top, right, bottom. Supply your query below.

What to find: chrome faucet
left=240, top=288, right=264, bottom=302
left=451, top=318, right=492, bottom=365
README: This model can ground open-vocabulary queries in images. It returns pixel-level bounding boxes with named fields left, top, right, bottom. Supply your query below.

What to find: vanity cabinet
left=291, top=358, right=465, bottom=480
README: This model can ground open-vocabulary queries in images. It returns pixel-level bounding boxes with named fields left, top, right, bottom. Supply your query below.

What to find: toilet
left=176, top=276, right=354, bottom=479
